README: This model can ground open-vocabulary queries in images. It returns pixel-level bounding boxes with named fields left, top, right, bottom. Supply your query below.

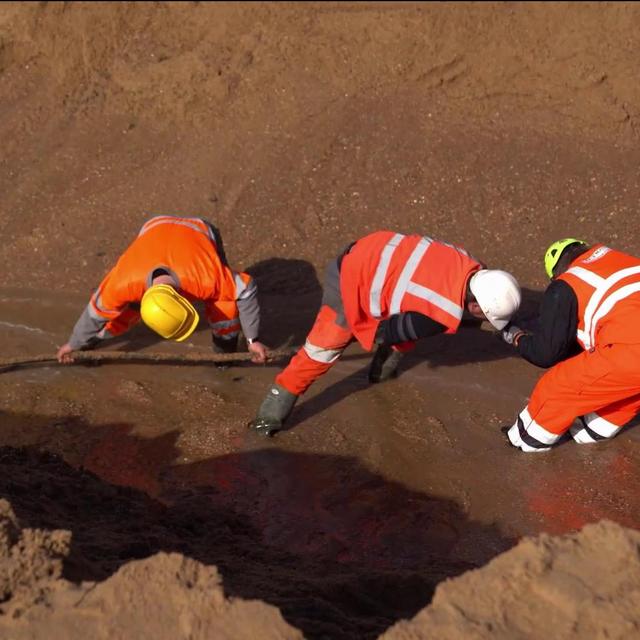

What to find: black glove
left=368, top=344, right=404, bottom=383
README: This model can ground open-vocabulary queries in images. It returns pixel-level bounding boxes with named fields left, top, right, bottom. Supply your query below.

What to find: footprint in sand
left=392, top=415, right=453, bottom=447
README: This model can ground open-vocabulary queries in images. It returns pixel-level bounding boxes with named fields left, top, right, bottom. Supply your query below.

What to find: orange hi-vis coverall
left=67, top=216, right=259, bottom=349
left=508, top=244, right=640, bottom=452
left=276, top=231, right=481, bottom=396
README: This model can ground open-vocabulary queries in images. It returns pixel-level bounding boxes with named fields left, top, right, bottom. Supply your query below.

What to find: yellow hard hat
left=544, top=238, right=586, bottom=279
left=140, top=284, right=199, bottom=341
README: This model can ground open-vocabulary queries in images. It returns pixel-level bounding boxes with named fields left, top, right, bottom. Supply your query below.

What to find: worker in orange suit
left=501, top=238, right=640, bottom=451
left=57, top=215, right=268, bottom=364
left=250, top=230, right=522, bottom=436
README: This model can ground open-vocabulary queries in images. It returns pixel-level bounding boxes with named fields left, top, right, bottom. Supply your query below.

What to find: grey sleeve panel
left=237, top=278, right=260, bottom=340
left=68, top=305, right=108, bottom=350
left=321, top=258, right=348, bottom=328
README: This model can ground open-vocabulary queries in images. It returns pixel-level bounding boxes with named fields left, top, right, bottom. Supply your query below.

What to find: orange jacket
left=559, top=244, right=640, bottom=349
left=84, top=216, right=255, bottom=340
left=339, top=231, right=481, bottom=350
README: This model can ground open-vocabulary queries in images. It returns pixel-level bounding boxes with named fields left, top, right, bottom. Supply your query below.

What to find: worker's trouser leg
left=570, top=391, right=640, bottom=444
left=508, top=343, right=640, bottom=452
left=207, top=300, right=240, bottom=352
left=276, top=305, right=353, bottom=396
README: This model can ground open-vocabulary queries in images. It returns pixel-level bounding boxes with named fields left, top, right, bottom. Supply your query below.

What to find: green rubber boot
left=249, top=383, right=299, bottom=437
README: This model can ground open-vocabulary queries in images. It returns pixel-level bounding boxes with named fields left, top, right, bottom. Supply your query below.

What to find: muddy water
left=2, top=286, right=640, bottom=637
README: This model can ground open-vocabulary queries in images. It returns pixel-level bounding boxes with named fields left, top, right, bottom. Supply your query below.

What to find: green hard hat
left=544, top=238, right=587, bottom=279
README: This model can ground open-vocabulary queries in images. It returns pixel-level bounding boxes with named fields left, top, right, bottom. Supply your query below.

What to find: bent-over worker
left=250, top=230, right=521, bottom=436
left=57, top=215, right=268, bottom=364
left=502, top=238, right=640, bottom=451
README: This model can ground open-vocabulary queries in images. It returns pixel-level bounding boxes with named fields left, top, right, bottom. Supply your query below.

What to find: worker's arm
left=236, top=276, right=260, bottom=342
left=368, top=313, right=446, bottom=383
left=57, top=271, right=130, bottom=363
left=509, top=280, right=579, bottom=368
left=57, top=302, right=110, bottom=363
left=375, top=312, right=446, bottom=345
left=234, top=273, right=268, bottom=363
left=68, top=305, right=108, bottom=350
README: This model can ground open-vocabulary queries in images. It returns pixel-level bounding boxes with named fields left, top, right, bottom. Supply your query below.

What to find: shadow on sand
left=0, top=411, right=513, bottom=639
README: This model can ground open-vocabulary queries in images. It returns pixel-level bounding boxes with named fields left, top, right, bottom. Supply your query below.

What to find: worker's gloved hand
left=249, top=383, right=298, bottom=437
left=368, top=344, right=404, bottom=384
left=501, top=324, right=525, bottom=346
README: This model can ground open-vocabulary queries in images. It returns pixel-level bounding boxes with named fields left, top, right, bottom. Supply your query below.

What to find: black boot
left=212, top=334, right=239, bottom=354
left=211, top=334, right=239, bottom=369
left=368, top=345, right=404, bottom=383
left=249, top=383, right=299, bottom=437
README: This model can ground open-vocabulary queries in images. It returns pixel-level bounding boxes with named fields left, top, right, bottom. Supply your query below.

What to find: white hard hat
left=469, top=269, right=521, bottom=330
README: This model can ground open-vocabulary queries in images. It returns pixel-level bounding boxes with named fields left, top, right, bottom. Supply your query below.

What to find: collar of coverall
left=152, top=274, right=178, bottom=287
left=147, top=266, right=180, bottom=290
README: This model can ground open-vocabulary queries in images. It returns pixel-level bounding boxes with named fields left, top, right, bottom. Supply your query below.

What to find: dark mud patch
left=0, top=414, right=512, bottom=639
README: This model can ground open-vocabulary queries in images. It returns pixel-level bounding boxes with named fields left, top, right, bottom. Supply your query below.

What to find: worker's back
left=339, top=230, right=481, bottom=350
left=95, top=216, right=235, bottom=314
left=559, top=244, right=640, bottom=349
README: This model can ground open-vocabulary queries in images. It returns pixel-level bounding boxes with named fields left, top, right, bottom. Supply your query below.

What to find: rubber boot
left=368, top=345, right=404, bottom=384
left=211, top=334, right=239, bottom=370
left=249, top=383, right=299, bottom=437
left=212, top=334, right=239, bottom=354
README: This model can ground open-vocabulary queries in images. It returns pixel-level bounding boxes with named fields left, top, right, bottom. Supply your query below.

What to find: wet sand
left=1, top=2, right=640, bottom=637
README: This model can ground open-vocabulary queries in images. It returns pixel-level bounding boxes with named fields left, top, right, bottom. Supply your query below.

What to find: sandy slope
left=1, top=2, right=640, bottom=638
left=0, top=499, right=303, bottom=640
left=383, top=520, right=640, bottom=640
left=2, top=494, right=639, bottom=640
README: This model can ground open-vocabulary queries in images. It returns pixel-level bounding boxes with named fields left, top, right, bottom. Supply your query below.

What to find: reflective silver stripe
left=565, top=266, right=605, bottom=289
left=405, top=282, right=463, bottom=320
left=199, top=219, right=218, bottom=242
left=87, top=300, right=105, bottom=321
left=389, top=237, right=432, bottom=315
left=89, top=293, right=118, bottom=319
left=140, top=219, right=208, bottom=237
left=583, top=411, right=622, bottom=438
left=589, top=281, right=640, bottom=346
left=140, top=216, right=218, bottom=243
left=303, top=340, right=343, bottom=364
left=519, top=407, right=561, bottom=445
left=576, top=329, right=590, bottom=347
left=138, top=217, right=211, bottom=239
left=507, top=421, right=551, bottom=453
left=438, top=239, right=469, bottom=257
left=569, top=424, right=598, bottom=444
left=369, top=233, right=404, bottom=318
left=234, top=273, right=249, bottom=298
left=211, top=322, right=240, bottom=337
left=209, top=319, right=239, bottom=329
left=138, top=216, right=180, bottom=235
left=138, top=216, right=167, bottom=233
left=582, top=265, right=640, bottom=347
left=212, top=329, right=240, bottom=337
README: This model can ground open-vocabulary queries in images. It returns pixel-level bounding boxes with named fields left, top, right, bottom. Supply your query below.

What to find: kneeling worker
left=502, top=238, right=640, bottom=451
left=57, top=215, right=268, bottom=364
left=251, top=230, right=521, bottom=436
